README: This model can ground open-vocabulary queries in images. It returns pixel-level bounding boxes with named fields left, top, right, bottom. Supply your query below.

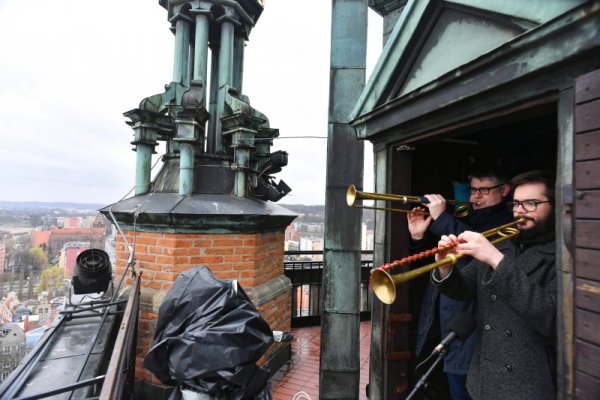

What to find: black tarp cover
left=143, top=266, right=274, bottom=398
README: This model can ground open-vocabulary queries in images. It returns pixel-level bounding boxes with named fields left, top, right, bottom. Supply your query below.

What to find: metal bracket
left=562, top=183, right=573, bottom=205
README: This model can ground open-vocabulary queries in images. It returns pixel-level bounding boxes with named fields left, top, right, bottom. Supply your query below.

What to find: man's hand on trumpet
left=407, top=207, right=432, bottom=240
left=435, top=232, right=505, bottom=278
left=422, top=194, right=447, bottom=220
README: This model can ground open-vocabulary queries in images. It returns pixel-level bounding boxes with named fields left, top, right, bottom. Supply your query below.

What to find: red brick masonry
left=114, top=229, right=291, bottom=384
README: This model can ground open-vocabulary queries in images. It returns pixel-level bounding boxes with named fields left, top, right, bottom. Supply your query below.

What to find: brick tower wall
left=113, top=229, right=292, bottom=385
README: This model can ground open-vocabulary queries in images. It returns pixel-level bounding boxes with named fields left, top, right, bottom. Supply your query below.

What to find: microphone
left=406, top=312, right=476, bottom=399
left=433, top=311, right=476, bottom=354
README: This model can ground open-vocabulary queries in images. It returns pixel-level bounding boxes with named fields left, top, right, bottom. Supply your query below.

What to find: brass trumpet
left=346, top=184, right=472, bottom=218
left=371, top=217, right=526, bottom=304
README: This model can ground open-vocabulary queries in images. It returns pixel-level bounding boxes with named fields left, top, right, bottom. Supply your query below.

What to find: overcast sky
left=0, top=0, right=382, bottom=206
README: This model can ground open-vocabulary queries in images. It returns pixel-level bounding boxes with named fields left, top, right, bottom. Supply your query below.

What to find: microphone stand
left=405, top=350, right=445, bottom=400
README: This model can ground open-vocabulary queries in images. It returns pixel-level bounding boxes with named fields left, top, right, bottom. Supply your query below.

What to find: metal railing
left=0, top=277, right=140, bottom=400
left=284, top=250, right=373, bottom=327
left=100, top=273, right=141, bottom=400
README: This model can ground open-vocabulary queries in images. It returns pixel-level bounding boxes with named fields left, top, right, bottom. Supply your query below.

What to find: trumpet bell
left=369, top=218, right=526, bottom=304
left=370, top=268, right=397, bottom=305
left=347, top=184, right=358, bottom=207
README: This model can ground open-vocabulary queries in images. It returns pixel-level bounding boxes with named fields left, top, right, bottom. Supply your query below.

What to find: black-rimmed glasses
left=470, top=183, right=505, bottom=195
left=507, top=199, right=551, bottom=212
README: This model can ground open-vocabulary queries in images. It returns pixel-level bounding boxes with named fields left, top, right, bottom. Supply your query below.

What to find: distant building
left=0, top=323, right=26, bottom=382
left=48, top=228, right=104, bottom=257
left=365, top=229, right=374, bottom=251
left=299, top=237, right=324, bottom=261
left=361, top=223, right=374, bottom=251
left=59, top=242, right=90, bottom=277
left=62, top=217, right=81, bottom=229
left=293, top=222, right=324, bottom=235
left=285, top=225, right=300, bottom=242
left=31, top=230, right=51, bottom=249
left=285, top=241, right=300, bottom=252
left=36, top=300, right=51, bottom=321
left=91, top=214, right=108, bottom=229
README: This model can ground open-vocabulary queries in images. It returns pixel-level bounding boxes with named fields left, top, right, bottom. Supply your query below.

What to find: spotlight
left=72, top=249, right=112, bottom=295
left=267, top=150, right=288, bottom=173
left=253, top=176, right=292, bottom=202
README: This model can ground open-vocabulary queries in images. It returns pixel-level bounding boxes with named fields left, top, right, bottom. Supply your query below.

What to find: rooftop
left=271, top=321, right=371, bottom=400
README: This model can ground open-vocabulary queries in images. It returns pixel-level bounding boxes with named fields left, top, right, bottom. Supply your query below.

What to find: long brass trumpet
left=371, top=217, right=526, bottom=304
left=346, top=184, right=472, bottom=218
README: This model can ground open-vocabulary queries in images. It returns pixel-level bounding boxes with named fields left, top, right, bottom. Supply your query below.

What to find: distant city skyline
left=0, top=1, right=381, bottom=206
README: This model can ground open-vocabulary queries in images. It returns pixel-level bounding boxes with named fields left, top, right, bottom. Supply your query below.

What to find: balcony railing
left=284, top=250, right=373, bottom=327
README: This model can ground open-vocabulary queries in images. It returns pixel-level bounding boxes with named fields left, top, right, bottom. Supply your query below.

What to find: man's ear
left=501, top=184, right=511, bottom=198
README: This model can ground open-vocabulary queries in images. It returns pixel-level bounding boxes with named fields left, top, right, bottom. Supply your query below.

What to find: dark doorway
left=390, top=106, right=559, bottom=398
left=409, top=108, right=558, bottom=200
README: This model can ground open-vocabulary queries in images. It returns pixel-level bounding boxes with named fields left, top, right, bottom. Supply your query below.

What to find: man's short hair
left=468, top=165, right=508, bottom=185
left=510, top=170, right=555, bottom=202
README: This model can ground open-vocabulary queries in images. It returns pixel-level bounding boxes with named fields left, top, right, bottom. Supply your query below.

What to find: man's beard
left=519, top=212, right=555, bottom=242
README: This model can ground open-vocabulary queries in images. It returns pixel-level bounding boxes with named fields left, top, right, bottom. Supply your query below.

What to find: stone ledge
left=140, top=287, right=165, bottom=314
left=245, top=274, right=292, bottom=307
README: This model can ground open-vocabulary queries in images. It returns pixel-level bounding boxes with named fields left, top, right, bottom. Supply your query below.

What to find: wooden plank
left=575, top=99, right=600, bottom=133
left=387, top=313, right=413, bottom=323
left=575, top=370, right=600, bottom=400
left=575, top=69, right=600, bottom=105
left=575, top=220, right=600, bottom=250
left=572, top=67, right=600, bottom=400
left=576, top=279, right=600, bottom=313
left=576, top=248, right=600, bottom=280
left=575, top=308, right=600, bottom=345
left=575, top=160, right=600, bottom=189
left=575, top=190, right=600, bottom=219
left=576, top=339, right=600, bottom=380
left=575, top=130, right=600, bottom=161
left=386, top=351, right=412, bottom=361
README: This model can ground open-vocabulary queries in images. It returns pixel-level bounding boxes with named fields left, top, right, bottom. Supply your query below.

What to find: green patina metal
left=192, top=9, right=210, bottom=98
left=103, top=0, right=295, bottom=234
left=352, top=1, right=600, bottom=398
left=213, top=16, right=235, bottom=154
left=171, top=11, right=192, bottom=85
left=352, top=0, right=588, bottom=122
left=322, top=1, right=368, bottom=398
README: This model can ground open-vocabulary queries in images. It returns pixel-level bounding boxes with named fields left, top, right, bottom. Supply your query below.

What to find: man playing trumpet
left=408, top=167, right=512, bottom=399
left=431, top=170, right=556, bottom=400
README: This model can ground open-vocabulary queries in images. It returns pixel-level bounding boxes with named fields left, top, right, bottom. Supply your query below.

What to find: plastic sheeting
left=144, top=266, right=274, bottom=399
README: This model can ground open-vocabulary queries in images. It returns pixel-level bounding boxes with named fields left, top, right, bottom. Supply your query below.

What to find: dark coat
left=413, top=203, right=513, bottom=374
left=432, top=238, right=556, bottom=400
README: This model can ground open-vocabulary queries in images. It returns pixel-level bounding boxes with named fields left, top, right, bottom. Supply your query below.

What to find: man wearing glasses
left=407, top=167, right=513, bottom=400
left=432, top=170, right=556, bottom=400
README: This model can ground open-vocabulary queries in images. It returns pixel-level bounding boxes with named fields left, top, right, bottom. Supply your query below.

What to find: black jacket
left=413, top=203, right=513, bottom=374
left=432, top=237, right=556, bottom=400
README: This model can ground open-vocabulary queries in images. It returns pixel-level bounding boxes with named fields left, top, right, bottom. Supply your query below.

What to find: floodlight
left=72, top=249, right=112, bottom=295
